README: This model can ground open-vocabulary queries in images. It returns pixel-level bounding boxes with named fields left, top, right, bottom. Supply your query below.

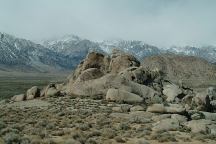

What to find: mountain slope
left=43, top=35, right=102, bottom=69
left=1, top=32, right=216, bottom=73
left=166, top=46, right=216, bottom=63
left=99, top=40, right=161, bottom=59
left=142, top=54, right=216, bottom=87
left=0, top=33, right=73, bottom=72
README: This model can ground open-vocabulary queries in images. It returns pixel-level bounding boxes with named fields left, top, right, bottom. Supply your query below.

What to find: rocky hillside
left=0, top=32, right=74, bottom=72
left=142, top=54, right=216, bottom=87
left=167, top=46, right=216, bottom=63
left=99, top=40, right=161, bottom=59
left=1, top=32, right=216, bottom=73
left=1, top=50, right=216, bottom=143
left=43, top=35, right=103, bottom=69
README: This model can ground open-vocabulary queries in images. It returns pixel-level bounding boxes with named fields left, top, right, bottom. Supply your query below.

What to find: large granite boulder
left=106, top=88, right=143, bottom=103
left=152, top=118, right=180, bottom=132
left=184, top=119, right=215, bottom=134
left=26, top=86, right=40, bottom=100
left=147, top=103, right=185, bottom=114
left=192, top=88, right=211, bottom=111
left=163, top=83, right=183, bottom=102
left=69, top=52, right=110, bottom=83
left=109, top=49, right=140, bottom=73
left=66, top=73, right=158, bottom=101
left=11, top=94, right=25, bottom=102
left=76, top=68, right=104, bottom=81
left=40, top=84, right=61, bottom=97
left=119, top=66, right=161, bottom=85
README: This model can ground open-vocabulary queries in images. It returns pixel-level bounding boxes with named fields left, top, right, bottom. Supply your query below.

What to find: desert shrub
left=39, top=130, right=47, bottom=139
left=0, top=128, right=19, bottom=136
left=72, top=132, right=86, bottom=144
left=0, top=121, right=6, bottom=130
left=78, top=123, right=91, bottom=131
left=11, top=124, right=24, bottom=131
left=30, top=138, right=42, bottom=144
left=181, top=136, right=191, bottom=142
left=65, top=138, right=81, bottom=144
left=87, top=130, right=101, bottom=138
left=41, top=138, right=56, bottom=144
left=137, top=138, right=150, bottom=144
left=102, top=128, right=116, bottom=139
left=96, top=116, right=111, bottom=127
left=115, top=136, right=126, bottom=143
left=118, top=122, right=130, bottom=131
left=20, top=137, right=31, bottom=144
left=36, top=120, right=48, bottom=128
left=91, top=94, right=103, bottom=100
left=86, top=138, right=98, bottom=144
left=151, top=132, right=177, bottom=142
left=51, top=130, right=64, bottom=136
left=191, top=133, right=216, bottom=142
left=46, top=122, right=56, bottom=130
left=120, top=105, right=131, bottom=112
left=129, top=116, right=151, bottom=124
left=3, top=132, right=21, bottom=144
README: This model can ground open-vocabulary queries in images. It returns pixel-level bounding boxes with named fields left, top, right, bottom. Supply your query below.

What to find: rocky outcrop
left=10, top=50, right=216, bottom=120
left=191, top=87, right=216, bottom=112
left=106, top=88, right=143, bottom=103
left=184, top=119, right=214, bottom=134
left=26, top=86, right=40, bottom=100
left=6, top=49, right=216, bottom=143
left=146, top=104, right=185, bottom=114
left=109, top=49, right=140, bottom=73
left=70, top=52, right=110, bottom=82
left=40, top=84, right=61, bottom=97
left=76, top=68, right=104, bottom=81
left=163, top=83, right=183, bottom=102
left=119, top=66, right=161, bottom=85
left=142, top=54, right=216, bottom=87
left=11, top=94, right=25, bottom=102
left=152, top=118, right=180, bottom=132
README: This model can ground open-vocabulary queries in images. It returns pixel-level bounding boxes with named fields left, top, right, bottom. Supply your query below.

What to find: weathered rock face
left=109, top=51, right=140, bottom=73
left=11, top=94, right=25, bottom=102
left=208, top=87, right=216, bottom=100
left=191, top=88, right=212, bottom=111
left=69, top=52, right=110, bottom=83
left=106, top=88, right=143, bottom=103
left=7, top=49, right=216, bottom=143
left=119, top=66, right=161, bottom=85
left=10, top=49, right=216, bottom=123
left=40, top=84, right=61, bottom=97
left=64, top=50, right=162, bottom=101
left=66, top=73, right=158, bottom=102
left=184, top=119, right=213, bottom=134
left=26, top=86, right=40, bottom=100
left=163, top=84, right=183, bottom=102
left=146, top=104, right=185, bottom=114
left=152, top=118, right=180, bottom=132
left=76, top=68, right=104, bottom=82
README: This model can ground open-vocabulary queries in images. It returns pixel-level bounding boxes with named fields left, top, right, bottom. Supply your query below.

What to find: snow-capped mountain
left=44, top=35, right=216, bottom=65
left=1, top=32, right=216, bottom=73
left=99, top=40, right=161, bottom=59
left=43, top=35, right=102, bottom=69
left=166, top=46, right=216, bottom=63
left=0, top=33, right=74, bottom=72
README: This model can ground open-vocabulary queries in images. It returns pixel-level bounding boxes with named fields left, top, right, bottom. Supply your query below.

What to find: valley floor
left=0, top=72, right=68, bottom=100
left=0, top=96, right=216, bottom=144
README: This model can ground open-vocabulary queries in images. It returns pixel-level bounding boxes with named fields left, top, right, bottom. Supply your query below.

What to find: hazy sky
left=0, top=0, right=216, bottom=47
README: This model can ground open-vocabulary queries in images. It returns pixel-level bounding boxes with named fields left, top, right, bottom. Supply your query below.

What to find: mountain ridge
left=1, top=32, right=216, bottom=73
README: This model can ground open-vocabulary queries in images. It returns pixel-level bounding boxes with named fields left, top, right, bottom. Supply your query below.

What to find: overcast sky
left=0, top=0, right=216, bottom=47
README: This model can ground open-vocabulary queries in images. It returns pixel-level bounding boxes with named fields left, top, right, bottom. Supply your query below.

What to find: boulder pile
left=10, top=49, right=216, bottom=136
